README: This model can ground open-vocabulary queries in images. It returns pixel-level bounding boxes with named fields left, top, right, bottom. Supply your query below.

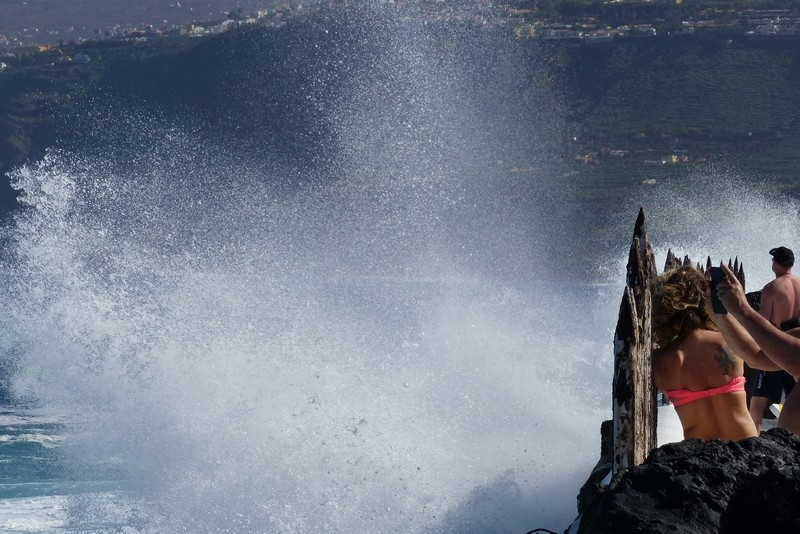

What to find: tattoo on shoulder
left=715, top=345, right=737, bottom=375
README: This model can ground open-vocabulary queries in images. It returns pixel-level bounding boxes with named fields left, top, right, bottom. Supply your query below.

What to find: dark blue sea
left=0, top=7, right=796, bottom=533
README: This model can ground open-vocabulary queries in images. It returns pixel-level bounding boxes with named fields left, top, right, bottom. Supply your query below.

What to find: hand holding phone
left=709, top=266, right=727, bottom=314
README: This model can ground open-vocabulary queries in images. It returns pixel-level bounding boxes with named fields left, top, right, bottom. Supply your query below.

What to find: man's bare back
left=761, top=274, right=800, bottom=327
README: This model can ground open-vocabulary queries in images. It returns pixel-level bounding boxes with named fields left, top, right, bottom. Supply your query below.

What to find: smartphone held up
left=709, top=266, right=727, bottom=314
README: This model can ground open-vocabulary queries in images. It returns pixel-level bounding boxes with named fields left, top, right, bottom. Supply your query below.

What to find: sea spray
left=0, top=17, right=611, bottom=528
left=2, top=8, right=797, bottom=534
left=0, top=138, right=614, bottom=532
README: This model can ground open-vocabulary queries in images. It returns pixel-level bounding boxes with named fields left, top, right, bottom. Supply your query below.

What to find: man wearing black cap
left=749, top=246, right=800, bottom=431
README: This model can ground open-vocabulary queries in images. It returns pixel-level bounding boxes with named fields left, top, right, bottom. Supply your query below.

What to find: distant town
left=0, top=3, right=315, bottom=55
left=3, top=0, right=800, bottom=59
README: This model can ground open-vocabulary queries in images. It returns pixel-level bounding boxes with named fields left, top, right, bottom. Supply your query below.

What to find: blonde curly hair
left=652, top=265, right=717, bottom=347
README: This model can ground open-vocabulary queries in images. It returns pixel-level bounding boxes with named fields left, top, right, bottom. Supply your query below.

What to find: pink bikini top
left=666, top=376, right=746, bottom=407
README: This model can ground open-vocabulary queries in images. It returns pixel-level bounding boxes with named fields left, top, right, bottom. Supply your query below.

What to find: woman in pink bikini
left=652, top=266, right=758, bottom=440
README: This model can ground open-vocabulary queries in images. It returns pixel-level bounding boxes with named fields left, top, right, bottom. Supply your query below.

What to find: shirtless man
left=749, top=247, right=800, bottom=431
left=712, top=262, right=800, bottom=435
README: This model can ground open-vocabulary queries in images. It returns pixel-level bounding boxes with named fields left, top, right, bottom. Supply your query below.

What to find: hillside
left=3, top=13, right=800, bottom=216
left=0, top=0, right=292, bottom=44
left=552, top=34, right=800, bottom=185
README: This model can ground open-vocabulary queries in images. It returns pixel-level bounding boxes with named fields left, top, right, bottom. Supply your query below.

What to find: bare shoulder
left=762, top=279, right=780, bottom=294
left=694, top=328, right=732, bottom=349
left=692, top=328, right=725, bottom=345
left=652, top=345, right=681, bottom=368
left=768, top=276, right=796, bottom=293
left=652, top=346, right=672, bottom=358
left=652, top=346, right=683, bottom=391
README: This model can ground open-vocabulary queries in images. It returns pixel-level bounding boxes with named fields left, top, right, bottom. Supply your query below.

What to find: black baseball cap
left=770, top=246, right=795, bottom=267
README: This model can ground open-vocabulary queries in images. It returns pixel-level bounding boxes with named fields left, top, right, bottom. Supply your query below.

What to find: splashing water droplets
left=4, top=12, right=797, bottom=534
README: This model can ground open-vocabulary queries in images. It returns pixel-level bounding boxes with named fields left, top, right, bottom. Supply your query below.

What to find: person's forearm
left=714, top=312, right=782, bottom=371
left=730, top=306, right=800, bottom=375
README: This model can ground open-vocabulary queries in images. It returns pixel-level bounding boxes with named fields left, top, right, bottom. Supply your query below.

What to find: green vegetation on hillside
left=546, top=35, right=800, bottom=184
left=0, top=37, right=206, bottom=213
left=3, top=14, right=800, bottom=214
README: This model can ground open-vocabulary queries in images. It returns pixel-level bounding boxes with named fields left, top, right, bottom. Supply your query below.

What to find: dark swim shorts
left=754, top=318, right=800, bottom=402
left=753, top=369, right=796, bottom=403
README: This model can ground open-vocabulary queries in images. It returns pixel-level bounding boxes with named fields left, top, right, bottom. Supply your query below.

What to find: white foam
left=0, top=495, right=66, bottom=532
left=0, top=433, right=63, bottom=447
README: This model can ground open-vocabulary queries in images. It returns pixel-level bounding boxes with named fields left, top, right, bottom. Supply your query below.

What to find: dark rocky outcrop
left=577, top=428, right=800, bottom=533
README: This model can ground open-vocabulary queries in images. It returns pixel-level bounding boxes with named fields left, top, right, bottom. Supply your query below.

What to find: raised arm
left=716, top=263, right=800, bottom=376
left=712, top=311, right=783, bottom=371
left=703, top=266, right=776, bottom=369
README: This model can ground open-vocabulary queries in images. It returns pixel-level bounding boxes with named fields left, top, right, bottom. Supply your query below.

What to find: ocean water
left=1, top=9, right=799, bottom=534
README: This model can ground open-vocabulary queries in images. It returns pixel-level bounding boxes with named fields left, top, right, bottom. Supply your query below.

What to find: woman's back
left=653, top=329, right=757, bottom=440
